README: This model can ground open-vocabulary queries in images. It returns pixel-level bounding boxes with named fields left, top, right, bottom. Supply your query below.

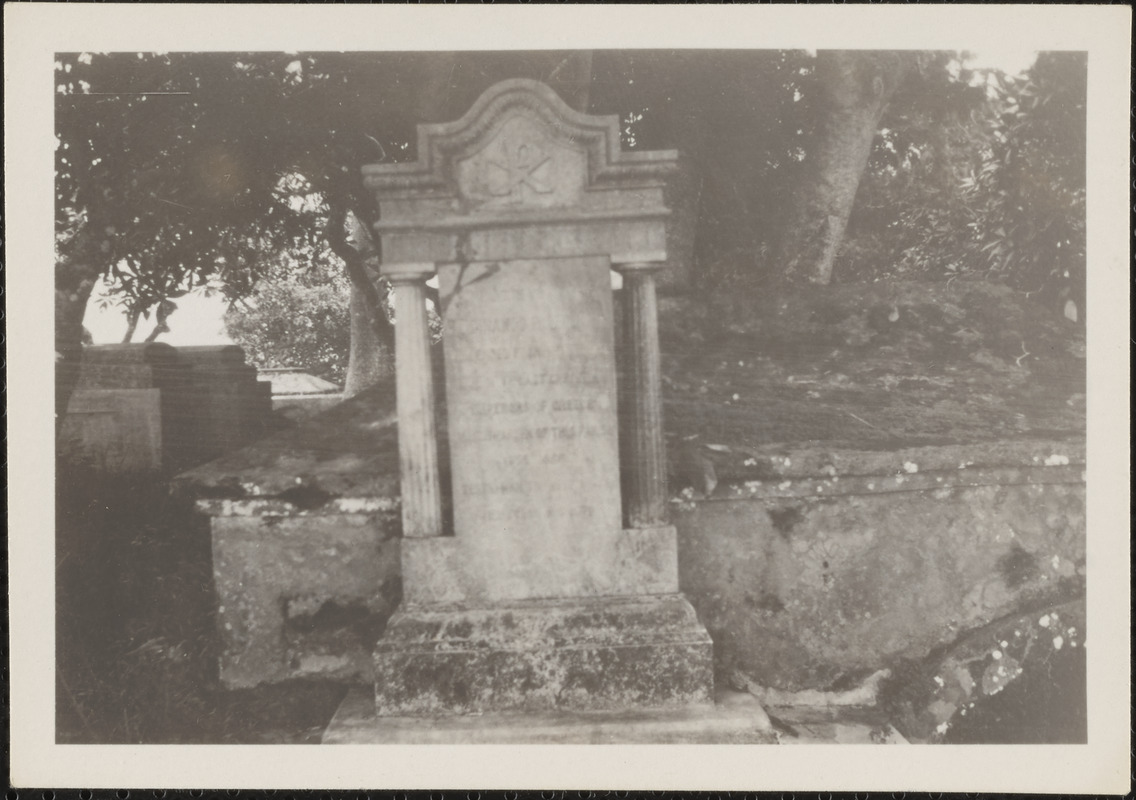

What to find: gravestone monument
left=354, top=79, right=717, bottom=721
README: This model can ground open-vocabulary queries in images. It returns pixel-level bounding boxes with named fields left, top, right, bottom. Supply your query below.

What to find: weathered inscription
left=439, top=256, right=623, bottom=600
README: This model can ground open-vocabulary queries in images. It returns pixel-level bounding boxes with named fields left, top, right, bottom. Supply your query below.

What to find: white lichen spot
left=778, top=481, right=792, bottom=491
left=867, top=483, right=875, bottom=491
left=903, top=461, right=919, bottom=474
left=894, top=475, right=905, bottom=485
left=732, top=393, right=740, bottom=401
left=1043, top=454, right=1069, bottom=466
left=1053, top=635, right=1064, bottom=650
left=992, top=650, right=1002, bottom=660
left=933, top=675, right=945, bottom=687
left=936, top=722, right=950, bottom=735
left=1039, top=614, right=1051, bottom=628
left=744, top=457, right=758, bottom=467
left=1000, top=640, right=1008, bottom=648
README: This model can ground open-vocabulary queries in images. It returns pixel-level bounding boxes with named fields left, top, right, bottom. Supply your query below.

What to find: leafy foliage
left=55, top=51, right=426, bottom=319
left=58, top=50, right=1087, bottom=343
left=842, top=52, right=1086, bottom=317
left=223, top=246, right=352, bottom=384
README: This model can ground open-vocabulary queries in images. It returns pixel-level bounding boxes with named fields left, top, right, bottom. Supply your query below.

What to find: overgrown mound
left=658, top=280, right=1085, bottom=464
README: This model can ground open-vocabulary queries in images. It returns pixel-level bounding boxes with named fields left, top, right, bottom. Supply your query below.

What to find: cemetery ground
left=56, top=278, right=1086, bottom=744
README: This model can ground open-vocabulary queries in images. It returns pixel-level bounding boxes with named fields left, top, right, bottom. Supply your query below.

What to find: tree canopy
left=56, top=50, right=1086, bottom=420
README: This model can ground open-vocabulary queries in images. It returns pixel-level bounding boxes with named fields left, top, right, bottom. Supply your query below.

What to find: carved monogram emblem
left=485, top=141, right=553, bottom=204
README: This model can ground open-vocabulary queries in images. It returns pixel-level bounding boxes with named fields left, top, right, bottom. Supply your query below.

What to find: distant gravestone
left=177, top=346, right=273, bottom=463
left=60, top=343, right=193, bottom=473
left=361, top=79, right=714, bottom=715
left=60, top=343, right=272, bottom=474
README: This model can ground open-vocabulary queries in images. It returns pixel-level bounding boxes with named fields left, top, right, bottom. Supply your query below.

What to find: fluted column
left=386, top=264, right=443, bottom=538
left=614, top=254, right=668, bottom=528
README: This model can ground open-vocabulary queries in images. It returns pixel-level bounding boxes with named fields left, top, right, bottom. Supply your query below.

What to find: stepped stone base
left=324, top=688, right=772, bottom=744
left=372, top=594, right=714, bottom=716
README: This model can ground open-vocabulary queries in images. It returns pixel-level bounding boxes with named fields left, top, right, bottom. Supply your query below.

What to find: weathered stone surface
left=438, top=255, right=623, bottom=601
left=373, top=595, right=713, bottom=714
left=62, top=343, right=270, bottom=474
left=674, top=452, right=1085, bottom=692
left=400, top=526, right=678, bottom=607
left=179, top=384, right=407, bottom=689
left=73, top=342, right=187, bottom=390
left=59, top=389, right=164, bottom=473
left=61, top=343, right=196, bottom=473
left=210, top=508, right=401, bottom=688
left=361, top=78, right=710, bottom=719
left=324, top=687, right=772, bottom=744
left=177, top=345, right=273, bottom=465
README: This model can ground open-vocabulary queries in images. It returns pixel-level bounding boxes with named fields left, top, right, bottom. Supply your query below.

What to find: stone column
left=614, top=254, right=668, bottom=528
left=386, top=264, right=442, bottom=539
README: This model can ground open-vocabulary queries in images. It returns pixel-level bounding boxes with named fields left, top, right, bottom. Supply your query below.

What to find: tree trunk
left=777, top=51, right=908, bottom=286
left=55, top=250, right=100, bottom=435
left=342, top=282, right=395, bottom=397
left=334, top=209, right=395, bottom=398
left=121, top=308, right=141, bottom=343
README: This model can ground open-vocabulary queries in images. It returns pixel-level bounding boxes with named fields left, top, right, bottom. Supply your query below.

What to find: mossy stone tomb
left=363, top=79, right=714, bottom=715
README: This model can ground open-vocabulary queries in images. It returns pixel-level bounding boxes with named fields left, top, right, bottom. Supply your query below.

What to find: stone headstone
left=60, top=343, right=194, bottom=473
left=60, top=343, right=272, bottom=474
left=362, top=79, right=713, bottom=716
left=177, top=345, right=273, bottom=463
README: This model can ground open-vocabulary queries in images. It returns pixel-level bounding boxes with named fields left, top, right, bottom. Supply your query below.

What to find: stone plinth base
left=323, top=688, right=772, bottom=744
left=372, top=594, right=714, bottom=715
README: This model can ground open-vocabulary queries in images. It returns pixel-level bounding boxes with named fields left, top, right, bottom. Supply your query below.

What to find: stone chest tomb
left=359, top=79, right=714, bottom=717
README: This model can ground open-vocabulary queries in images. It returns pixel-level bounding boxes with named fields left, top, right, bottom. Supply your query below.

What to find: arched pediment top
left=363, top=78, right=677, bottom=203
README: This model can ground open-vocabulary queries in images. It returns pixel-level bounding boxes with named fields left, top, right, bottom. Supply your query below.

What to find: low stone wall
left=178, top=386, right=1085, bottom=693
left=672, top=441, right=1085, bottom=692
